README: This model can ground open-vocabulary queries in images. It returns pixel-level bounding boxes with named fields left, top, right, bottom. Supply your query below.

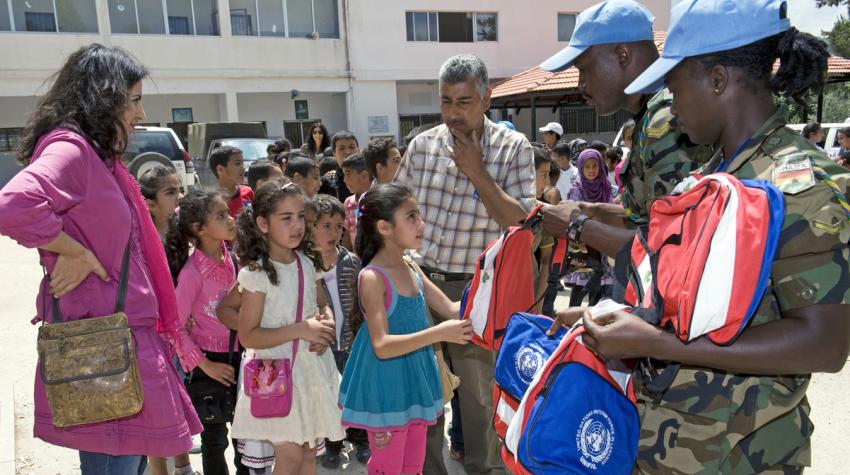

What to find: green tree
left=818, top=0, right=850, bottom=57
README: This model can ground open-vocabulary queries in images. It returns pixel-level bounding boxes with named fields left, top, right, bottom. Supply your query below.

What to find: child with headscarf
left=564, top=148, right=615, bottom=306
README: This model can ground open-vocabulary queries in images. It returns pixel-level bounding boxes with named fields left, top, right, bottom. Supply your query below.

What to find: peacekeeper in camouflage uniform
left=540, top=0, right=712, bottom=257
left=574, top=1, right=850, bottom=473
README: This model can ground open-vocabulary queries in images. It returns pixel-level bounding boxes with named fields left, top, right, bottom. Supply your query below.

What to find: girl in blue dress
left=338, top=183, right=473, bottom=475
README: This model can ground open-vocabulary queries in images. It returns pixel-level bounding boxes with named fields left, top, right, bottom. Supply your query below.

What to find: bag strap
left=47, top=240, right=132, bottom=324
left=291, top=253, right=304, bottom=365
left=226, top=250, right=239, bottom=365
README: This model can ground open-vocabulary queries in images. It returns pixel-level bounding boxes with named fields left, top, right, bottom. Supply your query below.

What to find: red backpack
left=459, top=205, right=569, bottom=351
left=619, top=174, right=784, bottom=345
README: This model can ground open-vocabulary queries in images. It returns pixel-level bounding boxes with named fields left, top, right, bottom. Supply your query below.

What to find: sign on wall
left=295, top=100, right=309, bottom=120
left=368, top=115, right=390, bottom=134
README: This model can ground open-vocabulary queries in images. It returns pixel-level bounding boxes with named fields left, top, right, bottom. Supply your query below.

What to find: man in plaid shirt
left=395, top=54, right=536, bottom=475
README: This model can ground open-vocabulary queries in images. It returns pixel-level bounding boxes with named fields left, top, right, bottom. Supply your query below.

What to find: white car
left=124, top=126, right=197, bottom=191
left=787, top=122, right=850, bottom=157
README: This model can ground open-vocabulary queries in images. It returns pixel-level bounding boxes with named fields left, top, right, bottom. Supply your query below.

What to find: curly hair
left=236, top=178, right=323, bottom=285
left=17, top=44, right=149, bottom=165
left=164, top=190, right=223, bottom=284
left=695, top=28, right=829, bottom=107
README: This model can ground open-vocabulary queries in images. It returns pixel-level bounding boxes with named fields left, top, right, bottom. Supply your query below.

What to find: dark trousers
left=423, top=279, right=506, bottom=475
left=448, top=390, right=463, bottom=450
left=327, top=349, right=369, bottom=454
left=190, top=350, right=248, bottom=475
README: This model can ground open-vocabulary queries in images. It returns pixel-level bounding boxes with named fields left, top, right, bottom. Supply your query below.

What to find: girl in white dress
left=231, top=179, right=344, bottom=475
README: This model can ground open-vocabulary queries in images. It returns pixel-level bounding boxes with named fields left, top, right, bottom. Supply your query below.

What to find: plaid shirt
left=396, top=118, right=536, bottom=274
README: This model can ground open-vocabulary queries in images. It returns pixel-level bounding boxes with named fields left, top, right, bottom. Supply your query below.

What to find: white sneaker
left=188, top=434, right=202, bottom=454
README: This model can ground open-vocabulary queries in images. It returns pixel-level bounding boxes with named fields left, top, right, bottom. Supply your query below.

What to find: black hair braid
left=770, top=28, right=829, bottom=105
left=164, top=190, right=220, bottom=284
left=350, top=183, right=415, bottom=335
left=697, top=29, right=829, bottom=106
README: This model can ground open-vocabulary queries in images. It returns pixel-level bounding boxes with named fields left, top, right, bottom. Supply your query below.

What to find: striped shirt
left=396, top=118, right=536, bottom=274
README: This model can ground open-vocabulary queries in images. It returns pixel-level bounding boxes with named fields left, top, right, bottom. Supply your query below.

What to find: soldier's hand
left=582, top=310, right=661, bottom=360
left=541, top=201, right=584, bottom=237
left=546, top=306, right=588, bottom=336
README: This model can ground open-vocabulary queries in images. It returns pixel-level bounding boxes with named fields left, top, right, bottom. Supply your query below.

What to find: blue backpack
left=492, top=313, right=567, bottom=440
left=503, top=324, right=639, bottom=475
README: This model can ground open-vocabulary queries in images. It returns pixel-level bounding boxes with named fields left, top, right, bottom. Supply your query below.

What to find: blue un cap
left=540, top=0, right=655, bottom=72
left=625, top=0, right=791, bottom=94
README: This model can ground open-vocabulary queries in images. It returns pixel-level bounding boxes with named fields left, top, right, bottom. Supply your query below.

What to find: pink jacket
left=174, top=242, right=239, bottom=371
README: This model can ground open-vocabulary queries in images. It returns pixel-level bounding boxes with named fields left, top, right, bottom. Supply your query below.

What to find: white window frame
left=557, top=12, right=578, bottom=42
left=228, top=0, right=338, bottom=38
left=406, top=11, right=498, bottom=43
left=108, top=0, right=217, bottom=36
left=6, top=0, right=60, bottom=33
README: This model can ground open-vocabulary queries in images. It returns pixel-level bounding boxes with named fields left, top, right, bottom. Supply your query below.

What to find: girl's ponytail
left=236, top=204, right=278, bottom=285
left=164, top=190, right=220, bottom=284
left=770, top=27, right=830, bottom=106
left=164, top=212, right=190, bottom=284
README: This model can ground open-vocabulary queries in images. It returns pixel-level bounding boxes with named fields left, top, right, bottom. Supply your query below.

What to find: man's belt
left=419, top=266, right=473, bottom=283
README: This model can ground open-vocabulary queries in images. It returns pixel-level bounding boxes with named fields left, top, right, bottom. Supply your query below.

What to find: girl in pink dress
left=0, top=44, right=201, bottom=474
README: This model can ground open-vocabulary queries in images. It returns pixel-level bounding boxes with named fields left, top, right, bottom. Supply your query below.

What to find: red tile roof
left=492, top=31, right=850, bottom=99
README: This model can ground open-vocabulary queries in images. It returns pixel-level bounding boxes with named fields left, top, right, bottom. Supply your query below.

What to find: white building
left=0, top=0, right=671, bottom=176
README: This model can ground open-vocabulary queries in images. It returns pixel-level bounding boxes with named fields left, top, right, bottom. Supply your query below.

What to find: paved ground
left=1, top=235, right=848, bottom=474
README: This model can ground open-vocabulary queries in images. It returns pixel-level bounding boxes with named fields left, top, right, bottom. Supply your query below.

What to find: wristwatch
left=567, top=214, right=590, bottom=243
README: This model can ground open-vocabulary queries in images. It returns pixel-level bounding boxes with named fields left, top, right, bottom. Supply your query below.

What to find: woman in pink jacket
left=0, top=44, right=201, bottom=474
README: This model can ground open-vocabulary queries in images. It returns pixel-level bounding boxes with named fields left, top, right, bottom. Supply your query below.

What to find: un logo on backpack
left=576, top=409, right=615, bottom=470
left=514, top=344, right=545, bottom=385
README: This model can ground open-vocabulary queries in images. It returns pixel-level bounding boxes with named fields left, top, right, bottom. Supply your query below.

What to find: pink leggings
left=367, top=422, right=427, bottom=475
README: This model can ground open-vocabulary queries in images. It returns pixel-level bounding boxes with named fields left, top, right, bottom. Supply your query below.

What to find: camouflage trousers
left=632, top=400, right=812, bottom=474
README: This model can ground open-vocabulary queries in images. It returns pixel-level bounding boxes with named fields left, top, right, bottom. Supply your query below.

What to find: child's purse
left=243, top=253, right=304, bottom=418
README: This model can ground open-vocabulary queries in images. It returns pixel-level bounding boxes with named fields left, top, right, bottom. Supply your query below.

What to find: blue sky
left=789, top=1, right=846, bottom=37
left=671, top=1, right=847, bottom=38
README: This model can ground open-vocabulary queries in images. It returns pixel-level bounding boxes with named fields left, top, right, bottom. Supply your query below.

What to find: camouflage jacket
left=620, top=89, right=714, bottom=223
left=636, top=107, right=850, bottom=474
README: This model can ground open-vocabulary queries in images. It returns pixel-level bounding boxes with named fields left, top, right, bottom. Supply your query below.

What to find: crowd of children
left=132, top=128, right=486, bottom=474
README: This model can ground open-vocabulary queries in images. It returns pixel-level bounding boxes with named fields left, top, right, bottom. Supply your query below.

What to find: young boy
left=310, top=194, right=371, bottom=469
left=331, top=131, right=359, bottom=202
left=551, top=140, right=579, bottom=201
left=363, top=137, right=402, bottom=185
left=247, top=159, right=284, bottom=191
left=340, top=153, right=371, bottom=250
left=532, top=147, right=557, bottom=315
left=210, top=145, right=253, bottom=218
left=283, top=155, right=322, bottom=197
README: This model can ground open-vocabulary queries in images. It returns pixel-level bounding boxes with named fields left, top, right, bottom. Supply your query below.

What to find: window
left=558, top=13, right=577, bottom=42
left=230, top=0, right=339, bottom=38
left=0, top=2, right=10, bottom=31
left=8, top=0, right=97, bottom=33
left=399, top=114, right=441, bottom=142
left=405, top=12, right=497, bottom=43
left=560, top=106, right=630, bottom=135
left=0, top=128, right=23, bottom=152
left=109, top=0, right=219, bottom=35
left=284, top=120, right=322, bottom=148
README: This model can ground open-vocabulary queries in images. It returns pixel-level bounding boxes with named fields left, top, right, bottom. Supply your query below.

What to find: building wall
left=347, top=0, right=671, bottom=81
left=0, top=0, right=671, bottom=158
left=236, top=91, right=348, bottom=139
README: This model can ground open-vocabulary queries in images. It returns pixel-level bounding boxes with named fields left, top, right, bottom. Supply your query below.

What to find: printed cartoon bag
left=243, top=253, right=304, bottom=418
left=460, top=205, right=569, bottom=351
left=503, top=302, right=638, bottom=475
